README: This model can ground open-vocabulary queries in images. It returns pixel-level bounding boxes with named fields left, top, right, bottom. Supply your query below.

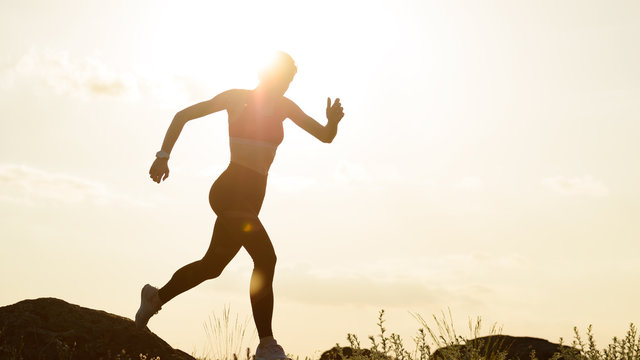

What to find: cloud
left=269, top=160, right=410, bottom=193
left=541, top=175, right=609, bottom=197
left=276, top=262, right=501, bottom=308
left=0, top=164, right=146, bottom=206
left=1, top=48, right=139, bottom=99
left=209, top=251, right=529, bottom=308
left=0, top=48, right=207, bottom=105
left=277, top=272, right=445, bottom=307
left=214, top=264, right=485, bottom=308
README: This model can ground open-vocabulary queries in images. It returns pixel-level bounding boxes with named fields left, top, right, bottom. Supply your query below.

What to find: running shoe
left=255, top=339, right=292, bottom=360
left=135, top=284, right=162, bottom=329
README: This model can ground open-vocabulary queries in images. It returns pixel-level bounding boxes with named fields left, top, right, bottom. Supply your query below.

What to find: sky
left=1, top=0, right=639, bottom=358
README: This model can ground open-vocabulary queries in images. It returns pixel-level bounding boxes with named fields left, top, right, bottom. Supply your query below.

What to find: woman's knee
left=255, top=251, right=277, bottom=274
left=199, top=258, right=225, bottom=280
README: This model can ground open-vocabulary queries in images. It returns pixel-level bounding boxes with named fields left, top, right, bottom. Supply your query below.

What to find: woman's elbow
left=321, top=134, right=335, bottom=143
left=173, top=111, right=189, bottom=126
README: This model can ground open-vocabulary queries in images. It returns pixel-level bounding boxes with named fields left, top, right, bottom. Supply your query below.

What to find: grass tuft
left=336, top=310, right=639, bottom=360
left=197, top=304, right=257, bottom=360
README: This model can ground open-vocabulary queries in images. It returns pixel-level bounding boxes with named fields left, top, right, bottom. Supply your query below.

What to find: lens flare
left=250, top=271, right=265, bottom=295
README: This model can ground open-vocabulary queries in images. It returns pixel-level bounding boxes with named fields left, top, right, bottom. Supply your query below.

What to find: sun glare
left=144, top=0, right=342, bottom=94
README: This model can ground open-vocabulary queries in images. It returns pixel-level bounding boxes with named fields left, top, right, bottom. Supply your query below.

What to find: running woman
left=136, top=52, right=344, bottom=360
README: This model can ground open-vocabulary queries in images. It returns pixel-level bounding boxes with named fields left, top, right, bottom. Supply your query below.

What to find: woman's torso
left=227, top=90, right=286, bottom=175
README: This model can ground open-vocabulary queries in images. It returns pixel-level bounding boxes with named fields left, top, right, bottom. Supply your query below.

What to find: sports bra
left=228, top=93, right=285, bottom=146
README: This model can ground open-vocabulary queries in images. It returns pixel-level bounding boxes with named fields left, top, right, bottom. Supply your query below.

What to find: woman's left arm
left=284, top=97, right=344, bottom=143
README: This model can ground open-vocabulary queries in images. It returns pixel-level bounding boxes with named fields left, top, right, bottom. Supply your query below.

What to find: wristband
left=156, top=151, right=170, bottom=160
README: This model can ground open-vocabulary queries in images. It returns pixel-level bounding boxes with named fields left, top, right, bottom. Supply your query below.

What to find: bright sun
left=145, top=1, right=317, bottom=92
left=144, top=0, right=384, bottom=99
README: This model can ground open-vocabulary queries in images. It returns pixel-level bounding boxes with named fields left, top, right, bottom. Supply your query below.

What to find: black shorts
left=209, top=162, right=268, bottom=217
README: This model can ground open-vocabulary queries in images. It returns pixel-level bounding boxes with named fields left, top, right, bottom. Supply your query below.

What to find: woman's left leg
left=217, top=212, right=277, bottom=339
left=221, top=212, right=290, bottom=360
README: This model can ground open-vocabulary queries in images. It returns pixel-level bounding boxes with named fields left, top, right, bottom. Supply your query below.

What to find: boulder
left=0, top=297, right=195, bottom=360
left=320, top=346, right=390, bottom=360
left=431, top=335, right=582, bottom=360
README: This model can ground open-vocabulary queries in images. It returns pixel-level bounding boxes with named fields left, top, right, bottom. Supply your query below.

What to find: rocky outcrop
left=320, top=346, right=390, bottom=360
left=0, top=297, right=195, bottom=360
left=431, top=335, right=582, bottom=360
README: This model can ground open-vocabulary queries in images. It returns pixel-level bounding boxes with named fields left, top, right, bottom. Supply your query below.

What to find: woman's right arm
left=160, top=89, right=235, bottom=155
left=149, top=89, right=235, bottom=183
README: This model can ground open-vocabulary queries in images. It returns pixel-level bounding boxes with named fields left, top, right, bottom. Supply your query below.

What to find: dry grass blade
left=200, top=304, right=257, bottom=360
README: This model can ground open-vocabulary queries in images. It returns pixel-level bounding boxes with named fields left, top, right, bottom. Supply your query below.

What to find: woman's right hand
left=149, top=158, right=170, bottom=183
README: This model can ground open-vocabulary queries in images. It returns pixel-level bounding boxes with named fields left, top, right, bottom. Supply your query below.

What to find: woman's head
left=258, top=51, right=297, bottom=96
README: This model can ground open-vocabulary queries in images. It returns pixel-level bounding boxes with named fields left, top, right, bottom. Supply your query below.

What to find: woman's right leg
left=157, top=218, right=242, bottom=304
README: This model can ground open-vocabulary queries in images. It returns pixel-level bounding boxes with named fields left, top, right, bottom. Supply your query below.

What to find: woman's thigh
left=200, top=218, right=243, bottom=275
left=212, top=213, right=276, bottom=267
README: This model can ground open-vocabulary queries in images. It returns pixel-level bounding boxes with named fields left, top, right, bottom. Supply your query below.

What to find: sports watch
left=155, top=151, right=170, bottom=160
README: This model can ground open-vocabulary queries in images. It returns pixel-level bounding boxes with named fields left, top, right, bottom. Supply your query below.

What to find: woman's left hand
left=326, top=97, right=344, bottom=124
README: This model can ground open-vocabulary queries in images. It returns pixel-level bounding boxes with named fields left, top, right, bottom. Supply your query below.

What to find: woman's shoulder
left=222, top=88, right=252, bottom=99
left=219, top=89, right=252, bottom=107
left=278, top=96, right=301, bottom=114
left=277, top=95, right=297, bottom=109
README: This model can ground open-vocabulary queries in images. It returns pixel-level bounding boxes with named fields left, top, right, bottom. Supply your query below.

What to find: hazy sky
left=1, top=0, right=639, bottom=357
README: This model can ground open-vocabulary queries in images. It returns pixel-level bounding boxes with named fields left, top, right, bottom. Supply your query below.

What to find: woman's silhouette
left=136, top=52, right=344, bottom=360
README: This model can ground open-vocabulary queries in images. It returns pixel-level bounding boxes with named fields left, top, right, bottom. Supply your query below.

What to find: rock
left=320, top=346, right=390, bottom=360
left=431, top=335, right=582, bottom=360
left=0, top=297, right=195, bottom=360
